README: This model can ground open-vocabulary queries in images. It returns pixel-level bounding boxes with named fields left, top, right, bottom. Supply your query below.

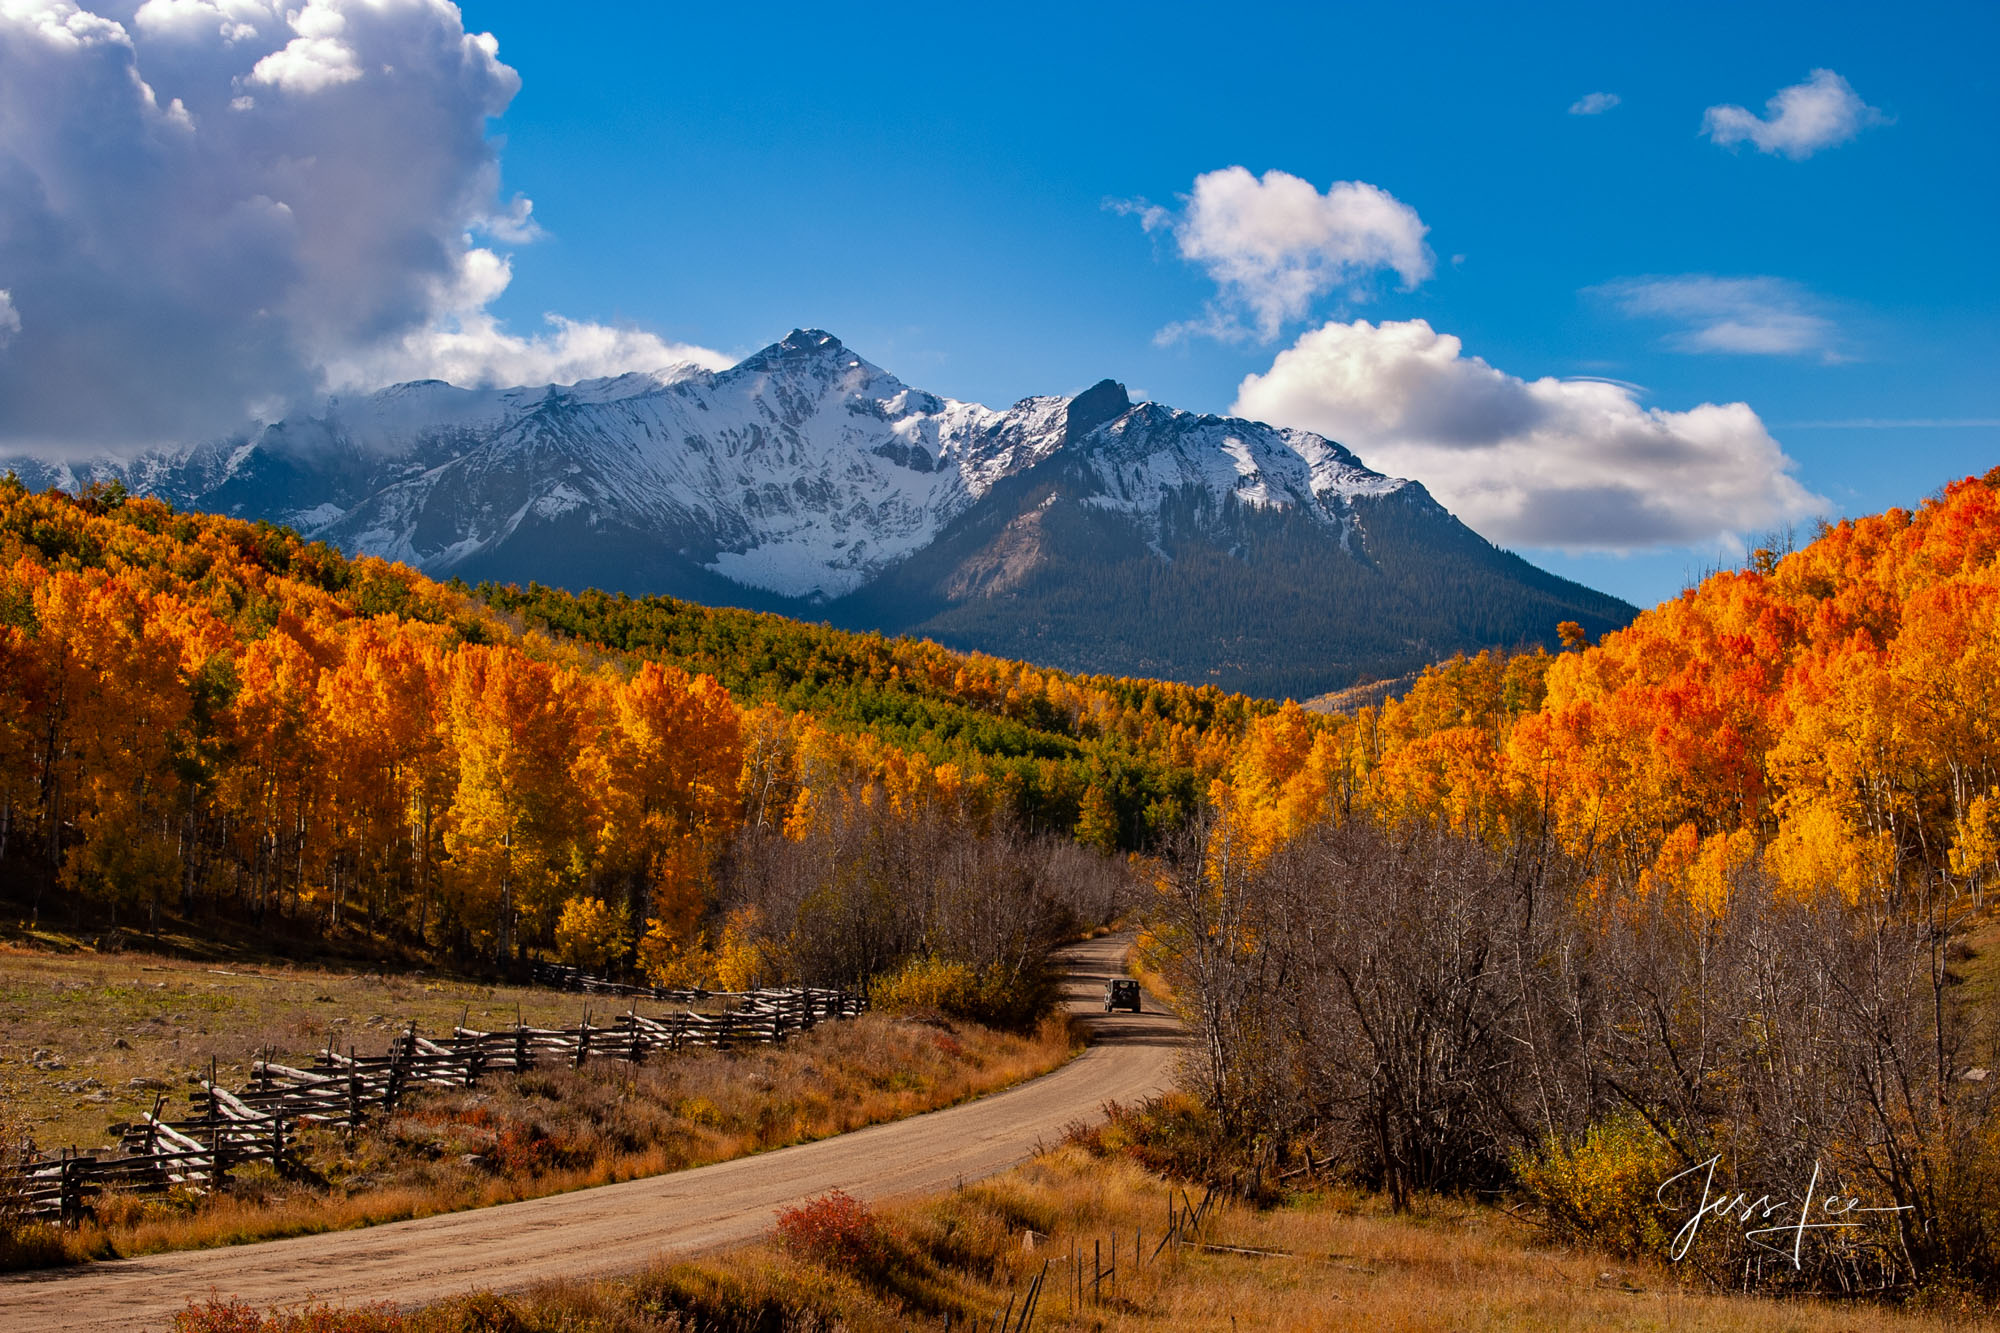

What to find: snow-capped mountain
left=0, top=330, right=1634, bottom=695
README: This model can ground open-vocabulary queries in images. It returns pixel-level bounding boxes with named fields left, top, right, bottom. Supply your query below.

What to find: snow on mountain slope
left=0, top=328, right=1642, bottom=695
left=0, top=328, right=1419, bottom=604
left=1078, top=402, right=1406, bottom=523
left=311, top=330, right=1085, bottom=599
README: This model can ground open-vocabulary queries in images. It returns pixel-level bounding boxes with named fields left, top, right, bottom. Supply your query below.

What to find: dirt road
left=2, top=933, right=1182, bottom=1332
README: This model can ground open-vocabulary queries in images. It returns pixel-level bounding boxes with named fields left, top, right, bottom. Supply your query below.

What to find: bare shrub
left=723, top=780, right=1128, bottom=1023
left=1152, top=815, right=1541, bottom=1204
left=1572, top=874, right=1986, bottom=1291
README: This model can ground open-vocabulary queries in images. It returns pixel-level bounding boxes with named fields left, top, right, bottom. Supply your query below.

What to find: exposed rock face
left=1062, top=379, right=1131, bottom=445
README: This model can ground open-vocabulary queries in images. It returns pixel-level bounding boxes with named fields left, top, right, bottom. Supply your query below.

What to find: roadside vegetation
left=169, top=1147, right=2000, bottom=1332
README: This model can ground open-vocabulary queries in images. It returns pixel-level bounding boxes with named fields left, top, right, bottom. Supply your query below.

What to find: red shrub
left=172, top=1298, right=267, bottom=1333
left=490, top=1122, right=554, bottom=1177
left=773, top=1188, right=888, bottom=1269
left=172, top=1296, right=411, bottom=1332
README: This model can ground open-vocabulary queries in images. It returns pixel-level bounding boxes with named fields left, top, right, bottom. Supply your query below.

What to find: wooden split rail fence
left=5, top=985, right=863, bottom=1226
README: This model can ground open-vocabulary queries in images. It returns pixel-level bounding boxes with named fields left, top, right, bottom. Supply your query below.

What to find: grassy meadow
left=0, top=935, right=620, bottom=1152
left=0, top=936, right=1078, bottom=1267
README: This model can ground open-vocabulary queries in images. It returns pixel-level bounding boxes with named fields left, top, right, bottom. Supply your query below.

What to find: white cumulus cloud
left=1593, top=275, right=1841, bottom=359
left=1120, top=166, right=1432, bottom=343
left=0, top=0, right=722, bottom=455
left=1569, top=91, right=1620, bottom=115
left=249, top=37, right=359, bottom=93
left=389, top=313, right=732, bottom=389
left=330, top=245, right=732, bottom=389
left=0, top=290, right=18, bottom=342
left=4, top=0, right=127, bottom=49
left=317, top=242, right=733, bottom=388
left=132, top=0, right=266, bottom=43
left=1231, top=318, right=1824, bottom=550
left=1702, top=69, right=1883, bottom=159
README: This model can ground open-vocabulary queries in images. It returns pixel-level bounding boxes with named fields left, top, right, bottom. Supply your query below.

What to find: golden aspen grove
left=1209, top=466, right=2000, bottom=899
left=6, top=471, right=2000, bottom=973
left=0, top=476, right=1239, bottom=981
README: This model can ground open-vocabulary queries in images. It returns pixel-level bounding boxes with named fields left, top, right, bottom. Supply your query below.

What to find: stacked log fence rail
left=4, top=984, right=864, bottom=1227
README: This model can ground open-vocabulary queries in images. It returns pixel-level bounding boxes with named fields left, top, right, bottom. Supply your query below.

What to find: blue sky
left=1, top=0, right=1994, bottom=607
left=459, top=0, right=1997, bottom=604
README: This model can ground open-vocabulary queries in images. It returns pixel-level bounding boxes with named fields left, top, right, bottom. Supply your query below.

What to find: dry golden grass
left=418, top=1149, right=1999, bottom=1333
left=0, top=938, right=1080, bottom=1267
left=1001, top=1153, right=1989, bottom=1332
left=0, top=939, right=617, bottom=1151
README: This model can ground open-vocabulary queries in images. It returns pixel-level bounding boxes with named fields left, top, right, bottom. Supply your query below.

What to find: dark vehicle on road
left=1104, top=978, right=1141, bottom=1013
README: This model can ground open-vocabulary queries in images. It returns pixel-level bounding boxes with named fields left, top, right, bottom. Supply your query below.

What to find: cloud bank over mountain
left=0, top=0, right=719, bottom=454
left=1232, top=318, right=1824, bottom=550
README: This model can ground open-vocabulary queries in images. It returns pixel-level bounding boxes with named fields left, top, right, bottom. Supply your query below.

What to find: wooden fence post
left=384, top=1027, right=408, bottom=1111
left=57, top=1152, right=77, bottom=1228
left=347, top=1047, right=362, bottom=1133
left=206, top=1056, right=226, bottom=1187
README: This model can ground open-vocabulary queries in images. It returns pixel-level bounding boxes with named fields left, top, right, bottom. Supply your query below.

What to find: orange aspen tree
left=441, top=646, right=589, bottom=958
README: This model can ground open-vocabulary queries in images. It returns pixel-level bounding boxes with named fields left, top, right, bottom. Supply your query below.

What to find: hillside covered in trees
left=1211, top=466, right=2000, bottom=896
left=0, top=478, right=1266, bottom=983
left=475, top=579, right=1275, bottom=842
left=1144, top=469, right=2000, bottom=1294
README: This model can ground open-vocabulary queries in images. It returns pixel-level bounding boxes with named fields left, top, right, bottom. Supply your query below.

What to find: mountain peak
left=0, top=328, right=1637, bottom=696
left=737, top=328, right=845, bottom=367
left=1063, top=378, right=1131, bottom=446
left=780, top=327, right=842, bottom=353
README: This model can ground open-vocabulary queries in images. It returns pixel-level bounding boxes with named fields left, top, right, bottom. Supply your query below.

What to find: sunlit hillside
left=0, top=476, right=1278, bottom=965
left=1214, top=467, right=2000, bottom=900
